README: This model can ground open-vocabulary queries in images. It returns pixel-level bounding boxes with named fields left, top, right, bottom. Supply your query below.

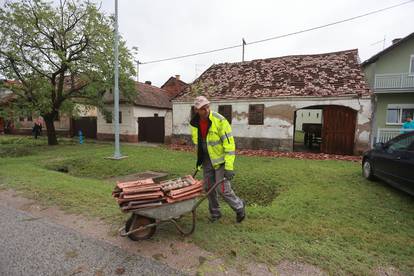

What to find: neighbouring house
left=97, top=81, right=172, bottom=143
left=0, top=84, right=14, bottom=134
left=172, top=49, right=373, bottom=155
left=161, top=75, right=189, bottom=98
left=0, top=79, right=97, bottom=137
left=362, top=32, right=414, bottom=144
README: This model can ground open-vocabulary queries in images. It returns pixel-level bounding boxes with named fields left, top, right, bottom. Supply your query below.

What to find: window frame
left=218, top=105, right=232, bottom=124
left=386, top=104, right=414, bottom=125
left=248, top=104, right=264, bottom=125
left=409, top=55, right=414, bottom=76
left=105, top=112, right=112, bottom=124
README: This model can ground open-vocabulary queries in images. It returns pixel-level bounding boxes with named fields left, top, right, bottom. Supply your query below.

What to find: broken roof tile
left=175, top=49, right=371, bottom=100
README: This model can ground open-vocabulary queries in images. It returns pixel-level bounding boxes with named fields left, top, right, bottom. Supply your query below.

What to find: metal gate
left=71, top=117, right=97, bottom=139
left=321, top=106, right=357, bottom=155
left=138, top=117, right=165, bottom=143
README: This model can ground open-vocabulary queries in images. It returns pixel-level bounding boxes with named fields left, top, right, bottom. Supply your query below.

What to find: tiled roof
left=161, top=76, right=189, bottom=99
left=105, top=82, right=172, bottom=109
left=175, top=49, right=371, bottom=101
left=133, top=82, right=172, bottom=109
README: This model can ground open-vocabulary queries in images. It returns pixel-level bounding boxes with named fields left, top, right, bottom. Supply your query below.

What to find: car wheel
left=362, top=159, right=375, bottom=180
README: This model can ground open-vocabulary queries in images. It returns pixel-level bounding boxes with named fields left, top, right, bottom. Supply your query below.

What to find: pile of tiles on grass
left=113, top=175, right=202, bottom=212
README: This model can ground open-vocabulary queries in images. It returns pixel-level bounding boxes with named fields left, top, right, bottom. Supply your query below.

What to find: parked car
left=362, top=131, right=414, bottom=196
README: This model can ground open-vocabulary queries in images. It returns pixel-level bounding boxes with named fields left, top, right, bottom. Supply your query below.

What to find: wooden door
left=138, top=117, right=165, bottom=143
left=321, top=106, right=356, bottom=155
left=71, top=117, right=97, bottom=138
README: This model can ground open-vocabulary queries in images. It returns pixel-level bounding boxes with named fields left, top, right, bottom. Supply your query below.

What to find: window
left=388, top=134, right=414, bottom=152
left=54, top=113, right=60, bottom=121
left=410, top=55, right=414, bottom=75
left=218, top=105, right=232, bottom=124
left=19, top=117, right=24, bottom=122
left=105, top=112, right=112, bottom=124
left=386, top=105, right=414, bottom=124
left=105, top=112, right=122, bottom=124
left=27, top=116, right=32, bottom=122
left=248, top=104, right=264, bottom=125
left=154, top=113, right=159, bottom=117
left=190, top=106, right=196, bottom=119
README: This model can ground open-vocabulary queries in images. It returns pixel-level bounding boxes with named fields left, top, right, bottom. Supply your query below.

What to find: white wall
left=97, top=104, right=172, bottom=136
left=172, top=96, right=372, bottom=146
left=295, top=109, right=322, bottom=131
left=97, top=105, right=137, bottom=135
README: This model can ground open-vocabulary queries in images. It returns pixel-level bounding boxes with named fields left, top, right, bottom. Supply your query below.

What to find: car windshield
left=388, top=133, right=414, bottom=151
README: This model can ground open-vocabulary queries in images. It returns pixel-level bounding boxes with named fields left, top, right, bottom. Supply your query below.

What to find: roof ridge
left=211, top=49, right=359, bottom=67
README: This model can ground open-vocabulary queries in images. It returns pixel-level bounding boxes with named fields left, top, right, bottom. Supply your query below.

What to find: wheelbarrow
left=119, top=171, right=225, bottom=241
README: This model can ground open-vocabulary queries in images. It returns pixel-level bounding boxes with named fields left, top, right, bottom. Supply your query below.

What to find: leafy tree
left=0, top=0, right=135, bottom=145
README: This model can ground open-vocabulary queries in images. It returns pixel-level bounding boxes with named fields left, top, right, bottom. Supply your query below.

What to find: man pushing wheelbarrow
left=116, top=96, right=246, bottom=240
left=190, top=96, right=246, bottom=223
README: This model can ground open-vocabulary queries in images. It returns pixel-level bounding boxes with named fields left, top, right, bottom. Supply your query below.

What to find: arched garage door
left=321, top=106, right=357, bottom=155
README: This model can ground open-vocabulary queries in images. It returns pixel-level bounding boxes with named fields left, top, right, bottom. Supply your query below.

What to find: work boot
left=208, top=214, right=222, bottom=223
left=236, top=200, right=246, bottom=223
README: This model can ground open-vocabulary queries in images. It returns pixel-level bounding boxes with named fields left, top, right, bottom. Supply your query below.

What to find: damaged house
left=172, top=49, right=373, bottom=155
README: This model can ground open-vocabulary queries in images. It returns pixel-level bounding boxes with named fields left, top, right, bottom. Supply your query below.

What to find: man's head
left=406, top=116, right=413, bottom=122
left=194, top=96, right=210, bottom=119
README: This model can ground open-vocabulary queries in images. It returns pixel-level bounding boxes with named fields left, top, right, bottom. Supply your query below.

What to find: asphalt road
left=0, top=205, right=184, bottom=276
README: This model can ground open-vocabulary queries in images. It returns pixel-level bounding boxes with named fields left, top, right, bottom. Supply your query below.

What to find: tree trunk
left=43, top=113, right=58, bottom=145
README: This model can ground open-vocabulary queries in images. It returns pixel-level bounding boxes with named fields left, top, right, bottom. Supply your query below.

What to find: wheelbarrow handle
left=192, top=177, right=226, bottom=211
left=192, top=168, right=199, bottom=178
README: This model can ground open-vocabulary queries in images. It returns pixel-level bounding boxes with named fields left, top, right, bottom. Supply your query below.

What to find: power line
left=141, top=0, right=414, bottom=65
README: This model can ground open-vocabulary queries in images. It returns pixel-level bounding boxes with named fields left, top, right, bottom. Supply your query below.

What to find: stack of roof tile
left=113, top=176, right=203, bottom=212
left=113, top=178, right=164, bottom=211
left=160, top=175, right=203, bottom=203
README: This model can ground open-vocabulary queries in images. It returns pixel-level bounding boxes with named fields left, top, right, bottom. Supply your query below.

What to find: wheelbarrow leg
left=171, top=209, right=197, bottom=236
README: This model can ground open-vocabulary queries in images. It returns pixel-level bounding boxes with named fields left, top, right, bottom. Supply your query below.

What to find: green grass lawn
left=0, top=135, right=413, bottom=275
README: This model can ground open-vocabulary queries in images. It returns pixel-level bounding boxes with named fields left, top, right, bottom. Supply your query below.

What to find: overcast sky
left=3, top=0, right=414, bottom=86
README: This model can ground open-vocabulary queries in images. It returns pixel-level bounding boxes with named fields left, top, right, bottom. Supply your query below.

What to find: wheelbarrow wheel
left=125, top=214, right=156, bottom=241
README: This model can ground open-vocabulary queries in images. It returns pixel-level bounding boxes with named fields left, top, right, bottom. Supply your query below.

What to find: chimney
left=392, top=38, right=402, bottom=44
left=145, top=81, right=152, bottom=85
left=175, top=74, right=180, bottom=80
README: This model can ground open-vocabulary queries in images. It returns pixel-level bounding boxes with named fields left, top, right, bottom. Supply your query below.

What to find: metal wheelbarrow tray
left=119, top=176, right=224, bottom=241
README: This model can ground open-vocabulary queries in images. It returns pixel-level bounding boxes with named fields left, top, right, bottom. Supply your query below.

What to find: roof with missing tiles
left=175, top=49, right=371, bottom=101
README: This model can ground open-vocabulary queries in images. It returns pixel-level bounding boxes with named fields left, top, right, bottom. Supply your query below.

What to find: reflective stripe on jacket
left=190, top=111, right=235, bottom=170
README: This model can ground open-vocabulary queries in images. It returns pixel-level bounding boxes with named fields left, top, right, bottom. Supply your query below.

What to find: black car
left=362, top=131, right=414, bottom=196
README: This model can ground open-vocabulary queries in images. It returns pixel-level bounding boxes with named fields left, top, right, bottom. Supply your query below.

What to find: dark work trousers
left=201, top=141, right=243, bottom=218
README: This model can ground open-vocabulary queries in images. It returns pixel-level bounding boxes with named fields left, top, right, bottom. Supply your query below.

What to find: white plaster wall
left=74, top=104, right=97, bottom=117
left=165, top=110, right=172, bottom=136
left=97, top=105, right=137, bottom=135
left=295, top=109, right=322, bottom=131
left=98, top=104, right=172, bottom=136
left=173, top=96, right=372, bottom=145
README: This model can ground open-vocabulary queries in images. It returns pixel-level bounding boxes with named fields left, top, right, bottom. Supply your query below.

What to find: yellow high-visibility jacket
left=190, top=111, right=235, bottom=171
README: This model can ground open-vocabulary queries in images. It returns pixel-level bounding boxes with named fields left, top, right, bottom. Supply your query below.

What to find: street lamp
left=112, top=0, right=123, bottom=159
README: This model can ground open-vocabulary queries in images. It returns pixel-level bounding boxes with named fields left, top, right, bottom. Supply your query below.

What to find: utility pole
left=132, top=46, right=140, bottom=82
left=242, top=38, right=246, bottom=62
left=135, top=60, right=140, bottom=82
left=113, top=0, right=122, bottom=159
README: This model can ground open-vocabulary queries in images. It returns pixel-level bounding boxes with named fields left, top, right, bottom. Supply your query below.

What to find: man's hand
left=224, top=170, right=235, bottom=180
